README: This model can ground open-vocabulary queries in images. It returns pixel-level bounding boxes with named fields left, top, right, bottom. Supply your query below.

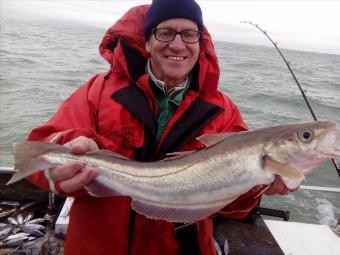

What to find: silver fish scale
left=43, top=153, right=185, bottom=177
left=43, top=140, right=267, bottom=201
left=94, top=144, right=272, bottom=206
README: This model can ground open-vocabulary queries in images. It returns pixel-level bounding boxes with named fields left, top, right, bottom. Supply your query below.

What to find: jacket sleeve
left=26, top=74, right=117, bottom=198
left=217, top=95, right=266, bottom=219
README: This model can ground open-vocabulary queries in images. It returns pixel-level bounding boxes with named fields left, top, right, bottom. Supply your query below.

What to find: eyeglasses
left=152, top=28, right=202, bottom=44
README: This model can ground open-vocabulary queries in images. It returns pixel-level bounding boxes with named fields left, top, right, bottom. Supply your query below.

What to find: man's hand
left=249, top=175, right=299, bottom=197
left=264, top=175, right=299, bottom=195
left=49, top=136, right=100, bottom=193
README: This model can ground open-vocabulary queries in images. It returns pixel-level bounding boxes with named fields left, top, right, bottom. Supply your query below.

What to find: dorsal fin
left=196, top=133, right=236, bottom=147
left=86, top=149, right=131, bottom=160
left=162, top=150, right=196, bottom=161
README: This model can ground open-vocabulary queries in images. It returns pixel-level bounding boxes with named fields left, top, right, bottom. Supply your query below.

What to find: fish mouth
left=318, top=125, right=340, bottom=158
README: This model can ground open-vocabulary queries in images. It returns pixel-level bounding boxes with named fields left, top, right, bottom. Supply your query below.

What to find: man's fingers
left=59, top=168, right=100, bottom=193
left=264, top=176, right=286, bottom=196
left=47, top=137, right=100, bottom=193
left=49, top=162, right=85, bottom=182
left=64, top=136, right=99, bottom=154
left=264, top=176, right=299, bottom=196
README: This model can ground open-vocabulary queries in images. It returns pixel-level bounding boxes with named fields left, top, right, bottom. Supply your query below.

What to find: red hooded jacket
left=27, top=5, right=264, bottom=255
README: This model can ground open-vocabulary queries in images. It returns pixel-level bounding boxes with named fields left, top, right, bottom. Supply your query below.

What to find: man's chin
left=163, top=74, right=187, bottom=85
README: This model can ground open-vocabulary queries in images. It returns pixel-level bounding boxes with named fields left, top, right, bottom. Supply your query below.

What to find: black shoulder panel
left=111, top=85, right=156, bottom=138
left=111, top=85, right=158, bottom=162
left=120, top=39, right=147, bottom=82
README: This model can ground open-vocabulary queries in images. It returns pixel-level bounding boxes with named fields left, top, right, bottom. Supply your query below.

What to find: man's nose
left=169, top=34, right=186, bottom=50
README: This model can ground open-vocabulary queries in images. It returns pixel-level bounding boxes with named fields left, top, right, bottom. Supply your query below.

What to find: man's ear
left=145, top=40, right=151, bottom=53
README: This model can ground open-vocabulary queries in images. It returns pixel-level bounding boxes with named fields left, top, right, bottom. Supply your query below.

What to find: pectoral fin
left=263, top=156, right=305, bottom=182
left=86, top=149, right=130, bottom=160
left=163, top=150, right=196, bottom=161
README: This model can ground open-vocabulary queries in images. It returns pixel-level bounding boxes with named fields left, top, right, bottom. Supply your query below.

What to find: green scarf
left=146, top=60, right=190, bottom=141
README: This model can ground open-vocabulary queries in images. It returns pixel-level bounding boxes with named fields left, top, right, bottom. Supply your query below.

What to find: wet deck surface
left=214, top=214, right=284, bottom=255
left=0, top=173, right=48, bottom=201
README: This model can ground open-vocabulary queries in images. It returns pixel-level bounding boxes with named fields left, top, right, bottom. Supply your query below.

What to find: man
left=27, top=1, right=295, bottom=254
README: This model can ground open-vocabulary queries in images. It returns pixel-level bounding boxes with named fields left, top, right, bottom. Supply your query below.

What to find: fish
left=20, top=201, right=41, bottom=211
left=3, top=232, right=30, bottom=242
left=23, top=213, right=34, bottom=224
left=24, top=224, right=45, bottom=231
left=0, top=210, right=15, bottom=220
left=2, top=235, right=28, bottom=247
left=7, top=121, right=340, bottom=223
left=16, top=214, right=24, bottom=225
left=25, top=218, right=45, bottom=225
left=0, top=201, right=20, bottom=208
left=20, top=225, right=44, bottom=237
left=0, top=225, right=13, bottom=240
left=7, top=217, right=18, bottom=226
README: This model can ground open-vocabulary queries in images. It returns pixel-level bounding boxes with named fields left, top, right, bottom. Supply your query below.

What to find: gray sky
left=2, top=0, right=340, bottom=55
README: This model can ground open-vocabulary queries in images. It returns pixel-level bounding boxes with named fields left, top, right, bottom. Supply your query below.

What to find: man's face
left=146, top=18, right=200, bottom=88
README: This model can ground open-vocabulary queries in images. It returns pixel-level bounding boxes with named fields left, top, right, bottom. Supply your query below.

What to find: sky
left=1, top=0, right=340, bottom=55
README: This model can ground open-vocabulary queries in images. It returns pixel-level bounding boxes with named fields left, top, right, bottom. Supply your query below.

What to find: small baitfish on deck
left=7, top=121, right=340, bottom=222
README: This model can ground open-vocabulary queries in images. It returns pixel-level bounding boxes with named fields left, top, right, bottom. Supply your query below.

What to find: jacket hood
left=99, top=5, right=220, bottom=95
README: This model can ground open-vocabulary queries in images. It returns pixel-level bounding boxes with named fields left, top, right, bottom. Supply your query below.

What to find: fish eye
left=298, top=129, right=314, bottom=143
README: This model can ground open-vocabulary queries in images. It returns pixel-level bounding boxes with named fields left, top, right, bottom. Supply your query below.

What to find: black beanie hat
left=144, top=0, right=203, bottom=40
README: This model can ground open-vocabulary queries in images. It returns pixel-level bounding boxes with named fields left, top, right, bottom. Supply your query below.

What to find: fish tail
left=7, top=141, right=67, bottom=185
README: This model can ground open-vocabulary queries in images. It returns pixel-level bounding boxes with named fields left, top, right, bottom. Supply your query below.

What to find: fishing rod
left=241, top=20, right=340, bottom=178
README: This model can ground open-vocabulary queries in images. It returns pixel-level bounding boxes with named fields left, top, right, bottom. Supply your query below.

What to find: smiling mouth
left=167, top=56, right=185, bottom=61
